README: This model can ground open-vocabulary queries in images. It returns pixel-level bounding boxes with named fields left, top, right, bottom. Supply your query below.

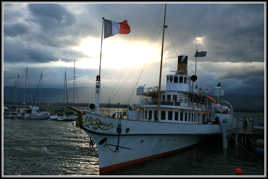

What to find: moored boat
left=22, top=105, right=50, bottom=120
left=69, top=4, right=236, bottom=174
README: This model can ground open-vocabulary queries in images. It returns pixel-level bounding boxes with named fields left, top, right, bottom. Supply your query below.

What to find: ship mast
left=157, top=4, right=167, bottom=119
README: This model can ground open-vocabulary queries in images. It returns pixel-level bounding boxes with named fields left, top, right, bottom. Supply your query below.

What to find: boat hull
left=23, top=112, right=50, bottom=120
left=84, top=129, right=201, bottom=174
left=78, top=111, right=230, bottom=174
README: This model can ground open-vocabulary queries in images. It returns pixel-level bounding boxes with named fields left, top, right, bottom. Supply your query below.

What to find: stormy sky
left=3, top=2, right=265, bottom=106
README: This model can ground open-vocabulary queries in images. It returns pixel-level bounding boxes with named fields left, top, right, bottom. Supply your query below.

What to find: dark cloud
left=4, top=22, right=29, bottom=37
left=91, top=4, right=264, bottom=63
left=28, top=4, right=76, bottom=29
left=4, top=37, right=85, bottom=63
left=4, top=38, right=55, bottom=63
left=26, top=4, right=97, bottom=48
left=4, top=3, right=97, bottom=65
left=165, top=4, right=264, bottom=62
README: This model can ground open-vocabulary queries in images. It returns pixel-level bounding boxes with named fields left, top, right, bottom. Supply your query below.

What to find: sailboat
left=69, top=4, right=236, bottom=174
left=50, top=65, right=77, bottom=121
left=22, top=72, right=50, bottom=120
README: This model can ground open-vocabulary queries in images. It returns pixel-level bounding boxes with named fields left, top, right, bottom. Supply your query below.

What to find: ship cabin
left=134, top=55, right=216, bottom=124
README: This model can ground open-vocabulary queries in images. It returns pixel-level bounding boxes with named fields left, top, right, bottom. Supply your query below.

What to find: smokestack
left=177, top=55, right=188, bottom=75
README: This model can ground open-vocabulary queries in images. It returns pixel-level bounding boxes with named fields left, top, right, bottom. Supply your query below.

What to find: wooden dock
left=226, top=117, right=264, bottom=154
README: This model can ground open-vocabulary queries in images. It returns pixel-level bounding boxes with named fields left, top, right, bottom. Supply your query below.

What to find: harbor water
left=3, top=112, right=265, bottom=176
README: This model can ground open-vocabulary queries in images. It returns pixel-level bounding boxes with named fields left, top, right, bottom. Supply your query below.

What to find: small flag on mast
left=194, top=50, right=207, bottom=57
left=103, top=18, right=131, bottom=38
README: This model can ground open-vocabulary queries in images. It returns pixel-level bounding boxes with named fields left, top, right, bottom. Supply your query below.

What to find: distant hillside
left=4, top=86, right=264, bottom=112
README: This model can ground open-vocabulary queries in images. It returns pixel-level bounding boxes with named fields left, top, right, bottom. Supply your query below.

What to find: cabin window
left=167, top=95, right=171, bottom=101
left=149, top=111, right=152, bottom=120
left=167, top=76, right=170, bottom=81
left=175, top=112, right=178, bottom=120
left=168, top=111, right=172, bottom=120
left=161, top=111, right=166, bottom=120
left=185, top=112, right=187, bottom=122
left=145, top=110, right=148, bottom=119
left=189, top=112, right=191, bottom=122
left=173, top=95, right=177, bottom=102
left=154, top=111, right=158, bottom=121
left=162, top=95, right=165, bottom=101
left=174, top=76, right=178, bottom=83
left=179, top=76, right=183, bottom=83
left=180, top=111, right=183, bottom=121
left=202, top=114, right=206, bottom=124
left=170, top=76, right=173, bottom=82
left=184, top=77, right=187, bottom=83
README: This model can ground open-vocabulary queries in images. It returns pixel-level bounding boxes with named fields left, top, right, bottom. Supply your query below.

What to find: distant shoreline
left=4, top=102, right=264, bottom=113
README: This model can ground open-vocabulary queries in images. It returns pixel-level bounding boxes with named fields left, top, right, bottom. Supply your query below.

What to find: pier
left=226, top=117, right=264, bottom=156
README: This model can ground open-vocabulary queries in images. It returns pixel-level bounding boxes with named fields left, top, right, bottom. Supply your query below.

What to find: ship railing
left=144, top=86, right=158, bottom=93
left=142, top=86, right=159, bottom=97
left=141, top=100, right=182, bottom=106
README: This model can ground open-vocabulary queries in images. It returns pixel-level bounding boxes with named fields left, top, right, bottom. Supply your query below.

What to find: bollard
left=235, top=168, right=242, bottom=175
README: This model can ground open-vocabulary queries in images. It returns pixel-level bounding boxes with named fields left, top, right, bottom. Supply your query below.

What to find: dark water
left=3, top=115, right=265, bottom=176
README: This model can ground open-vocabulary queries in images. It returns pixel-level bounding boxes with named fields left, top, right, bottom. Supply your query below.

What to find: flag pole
left=95, top=17, right=104, bottom=114
left=99, top=17, right=104, bottom=78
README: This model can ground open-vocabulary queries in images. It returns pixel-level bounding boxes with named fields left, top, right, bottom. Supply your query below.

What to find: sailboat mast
left=73, top=59, right=76, bottom=104
left=157, top=4, right=167, bottom=117
left=64, top=71, right=68, bottom=104
left=13, top=74, right=20, bottom=103
left=24, top=67, right=28, bottom=104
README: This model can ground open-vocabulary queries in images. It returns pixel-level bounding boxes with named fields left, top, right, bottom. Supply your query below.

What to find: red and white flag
left=103, top=18, right=131, bottom=38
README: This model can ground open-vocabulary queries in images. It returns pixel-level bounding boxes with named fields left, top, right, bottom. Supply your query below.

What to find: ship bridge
left=136, top=55, right=193, bottom=107
left=166, top=55, right=190, bottom=92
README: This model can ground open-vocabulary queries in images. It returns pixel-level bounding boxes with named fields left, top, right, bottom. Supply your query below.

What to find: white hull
left=49, top=114, right=77, bottom=121
left=79, top=112, right=228, bottom=174
left=87, top=132, right=201, bottom=174
left=23, top=112, right=49, bottom=120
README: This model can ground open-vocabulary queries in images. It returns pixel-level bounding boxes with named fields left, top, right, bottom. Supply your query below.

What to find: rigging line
left=124, top=28, right=162, bottom=104
left=166, top=29, right=179, bottom=57
left=127, top=62, right=147, bottom=104
left=108, top=31, right=135, bottom=103
left=109, top=68, right=128, bottom=102
left=110, top=26, right=162, bottom=104
left=111, top=67, right=134, bottom=103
